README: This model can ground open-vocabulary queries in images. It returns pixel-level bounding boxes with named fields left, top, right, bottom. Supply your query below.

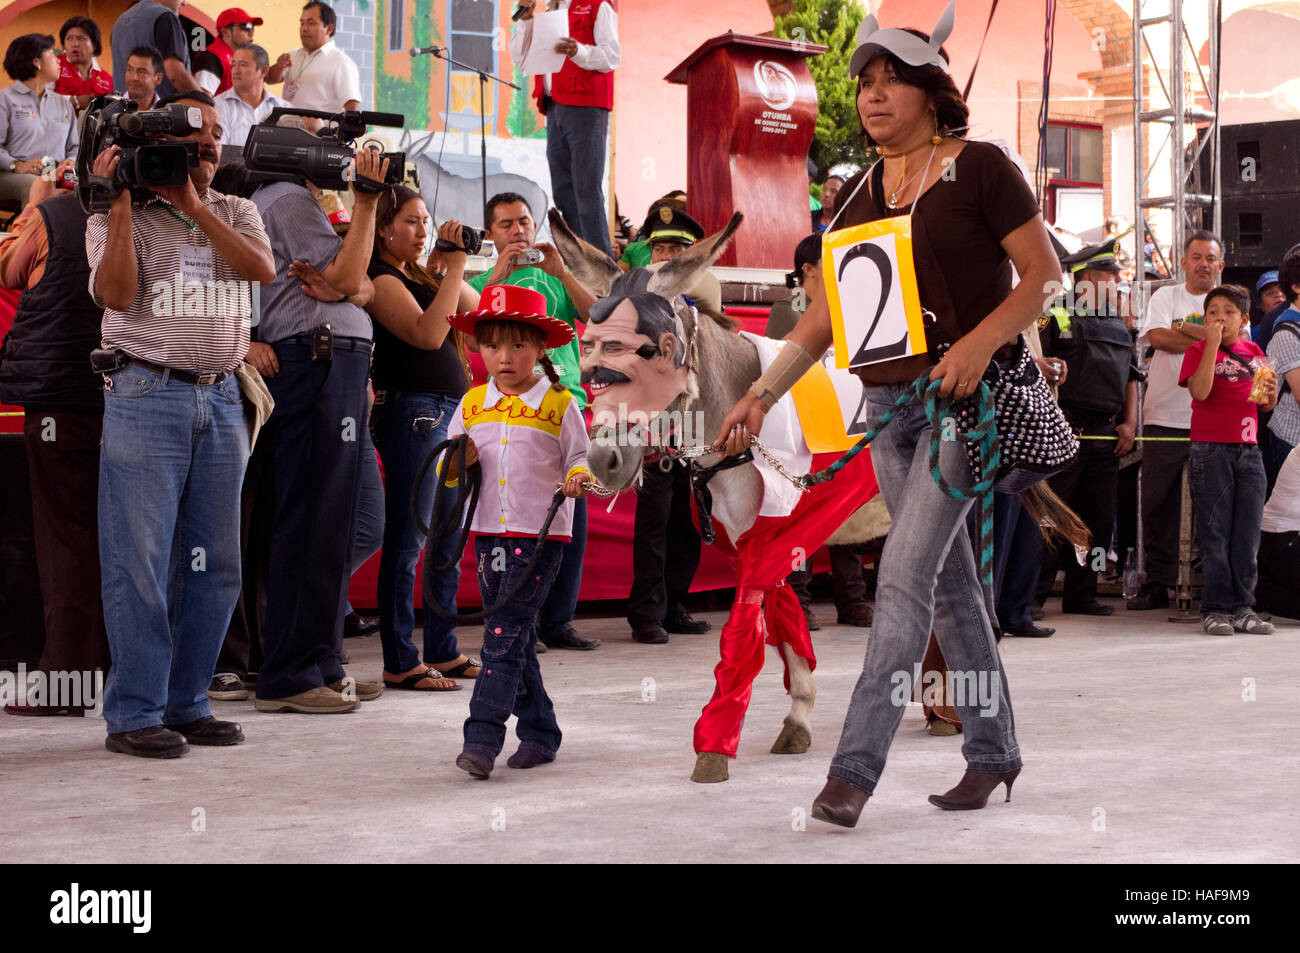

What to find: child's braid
left=539, top=352, right=565, bottom=392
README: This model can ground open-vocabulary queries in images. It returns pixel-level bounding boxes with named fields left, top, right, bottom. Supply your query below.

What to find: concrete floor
left=2, top=598, right=1298, bottom=864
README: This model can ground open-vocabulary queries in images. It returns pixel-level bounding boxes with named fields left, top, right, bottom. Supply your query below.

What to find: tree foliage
left=773, top=0, right=872, bottom=180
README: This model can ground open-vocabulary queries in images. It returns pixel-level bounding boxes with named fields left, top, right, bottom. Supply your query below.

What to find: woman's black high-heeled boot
left=811, top=777, right=871, bottom=827
left=928, top=767, right=1021, bottom=810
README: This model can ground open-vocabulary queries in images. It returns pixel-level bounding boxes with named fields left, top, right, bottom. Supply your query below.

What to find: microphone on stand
left=409, top=45, right=446, bottom=58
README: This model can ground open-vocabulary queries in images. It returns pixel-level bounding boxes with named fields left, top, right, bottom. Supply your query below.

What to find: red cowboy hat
left=450, top=284, right=575, bottom=349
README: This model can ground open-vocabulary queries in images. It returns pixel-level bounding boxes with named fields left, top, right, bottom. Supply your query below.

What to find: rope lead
left=801, top=373, right=1000, bottom=586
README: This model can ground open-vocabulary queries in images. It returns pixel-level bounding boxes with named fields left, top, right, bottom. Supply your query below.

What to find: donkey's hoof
left=927, top=720, right=961, bottom=737
left=770, top=721, right=811, bottom=754
left=691, top=752, right=729, bottom=783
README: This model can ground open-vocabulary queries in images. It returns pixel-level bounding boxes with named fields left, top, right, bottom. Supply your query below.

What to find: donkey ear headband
left=849, top=0, right=956, bottom=78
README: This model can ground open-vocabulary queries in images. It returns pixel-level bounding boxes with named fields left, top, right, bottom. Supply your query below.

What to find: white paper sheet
left=521, top=10, right=569, bottom=76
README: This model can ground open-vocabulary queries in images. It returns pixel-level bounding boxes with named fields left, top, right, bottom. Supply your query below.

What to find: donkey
left=550, top=209, right=887, bottom=783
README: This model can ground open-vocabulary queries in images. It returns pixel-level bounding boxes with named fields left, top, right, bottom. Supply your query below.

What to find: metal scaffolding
left=1132, top=0, right=1221, bottom=279
left=1131, top=0, right=1222, bottom=619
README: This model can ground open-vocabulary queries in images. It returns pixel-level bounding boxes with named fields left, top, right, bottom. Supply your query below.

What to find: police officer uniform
left=1036, top=240, right=1145, bottom=614
left=628, top=207, right=709, bottom=643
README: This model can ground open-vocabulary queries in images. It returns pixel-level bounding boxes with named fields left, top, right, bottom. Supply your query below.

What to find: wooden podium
left=666, top=33, right=825, bottom=270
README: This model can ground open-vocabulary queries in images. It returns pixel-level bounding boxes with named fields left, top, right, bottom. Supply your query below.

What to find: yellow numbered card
left=821, top=216, right=927, bottom=369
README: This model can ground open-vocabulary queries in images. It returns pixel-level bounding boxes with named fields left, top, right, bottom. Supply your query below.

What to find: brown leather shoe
left=327, top=677, right=384, bottom=701
left=836, top=603, right=874, bottom=627
left=811, top=777, right=871, bottom=827
left=164, top=715, right=245, bottom=746
left=105, top=725, right=189, bottom=759
left=254, top=687, right=360, bottom=714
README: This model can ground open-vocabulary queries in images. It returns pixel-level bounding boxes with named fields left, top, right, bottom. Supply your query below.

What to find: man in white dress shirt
left=265, top=2, right=360, bottom=114
left=214, top=44, right=289, bottom=150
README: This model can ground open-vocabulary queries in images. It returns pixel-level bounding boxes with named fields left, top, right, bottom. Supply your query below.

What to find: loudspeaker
left=0, top=433, right=45, bottom=668
left=1213, top=120, right=1300, bottom=197
left=1220, top=192, right=1300, bottom=268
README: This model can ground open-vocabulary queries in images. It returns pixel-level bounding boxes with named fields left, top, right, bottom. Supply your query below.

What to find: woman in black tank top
left=366, top=186, right=482, bottom=691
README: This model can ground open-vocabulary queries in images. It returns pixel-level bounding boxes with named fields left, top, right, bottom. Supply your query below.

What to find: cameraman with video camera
left=86, top=89, right=274, bottom=759
left=246, top=129, right=392, bottom=715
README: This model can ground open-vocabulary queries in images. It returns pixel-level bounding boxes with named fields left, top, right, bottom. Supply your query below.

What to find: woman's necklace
left=887, top=164, right=925, bottom=208
left=884, top=130, right=944, bottom=208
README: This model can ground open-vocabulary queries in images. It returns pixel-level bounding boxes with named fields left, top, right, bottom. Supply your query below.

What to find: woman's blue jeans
left=828, top=383, right=1022, bottom=793
left=371, top=391, right=463, bottom=673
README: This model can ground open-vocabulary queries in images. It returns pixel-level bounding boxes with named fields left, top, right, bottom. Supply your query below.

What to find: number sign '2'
left=821, top=216, right=927, bottom=370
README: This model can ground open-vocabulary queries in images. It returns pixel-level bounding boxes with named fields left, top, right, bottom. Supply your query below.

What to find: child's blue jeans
left=462, top=536, right=564, bottom=763
left=1189, top=442, right=1266, bottom=615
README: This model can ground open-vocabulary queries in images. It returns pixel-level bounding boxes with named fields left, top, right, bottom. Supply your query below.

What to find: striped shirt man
left=85, top=190, right=271, bottom=374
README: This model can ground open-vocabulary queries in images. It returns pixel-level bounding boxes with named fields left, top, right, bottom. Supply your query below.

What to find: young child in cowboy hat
left=443, top=284, right=592, bottom=779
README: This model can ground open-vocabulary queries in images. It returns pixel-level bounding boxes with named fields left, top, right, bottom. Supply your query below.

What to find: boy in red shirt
left=1180, top=284, right=1280, bottom=635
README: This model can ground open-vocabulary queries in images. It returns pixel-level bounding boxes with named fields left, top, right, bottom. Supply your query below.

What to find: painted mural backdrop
left=375, top=0, right=555, bottom=234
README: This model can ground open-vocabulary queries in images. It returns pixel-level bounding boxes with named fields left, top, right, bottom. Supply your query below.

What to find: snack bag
left=1249, top=365, right=1277, bottom=405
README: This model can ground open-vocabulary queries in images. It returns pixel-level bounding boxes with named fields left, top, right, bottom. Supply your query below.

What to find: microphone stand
left=418, top=47, right=521, bottom=231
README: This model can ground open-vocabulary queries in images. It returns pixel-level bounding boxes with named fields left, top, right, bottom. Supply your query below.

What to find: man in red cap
left=193, top=8, right=263, bottom=96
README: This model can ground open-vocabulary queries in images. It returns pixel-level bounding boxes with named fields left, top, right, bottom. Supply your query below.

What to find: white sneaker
left=1231, top=610, right=1274, bottom=634
left=207, top=672, right=250, bottom=700
left=1202, top=614, right=1235, bottom=636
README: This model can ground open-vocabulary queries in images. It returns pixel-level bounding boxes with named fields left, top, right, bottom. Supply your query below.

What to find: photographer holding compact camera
left=363, top=187, right=483, bottom=691
left=467, top=191, right=600, bottom=651
left=239, top=106, right=404, bottom=714
left=84, top=89, right=275, bottom=759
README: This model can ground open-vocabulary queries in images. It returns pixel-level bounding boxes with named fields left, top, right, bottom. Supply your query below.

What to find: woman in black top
left=366, top=185, right=481, bottom=691
left=717, top=10, right=1060, bottom=825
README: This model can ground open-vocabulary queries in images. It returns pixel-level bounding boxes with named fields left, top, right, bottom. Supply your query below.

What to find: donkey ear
left=547, top=208, right=621, bottom=299
left=645, top=212, right=742, bottom=301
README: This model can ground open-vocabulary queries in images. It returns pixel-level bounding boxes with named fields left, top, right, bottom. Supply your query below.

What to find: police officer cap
left=647, top=207, right=706, bottom=247
left=1062, top=237, right=1123, bottom=275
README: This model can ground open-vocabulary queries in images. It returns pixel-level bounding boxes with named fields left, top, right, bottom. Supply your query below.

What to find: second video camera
left=243, top=107, right=405, bottom=193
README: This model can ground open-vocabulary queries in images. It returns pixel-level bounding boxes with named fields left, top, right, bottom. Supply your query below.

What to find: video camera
left=76, top=95, right=202, bottom=213
left=243, top=107, right=405, bottom=193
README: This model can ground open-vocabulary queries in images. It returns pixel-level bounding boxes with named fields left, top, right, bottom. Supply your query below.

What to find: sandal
left=382, top=668, right=461, bottom=692
left=431, top=656, right=481, bottom=679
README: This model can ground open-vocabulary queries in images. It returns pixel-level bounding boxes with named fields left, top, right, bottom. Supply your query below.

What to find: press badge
left=179, top=244, right=214, bottom=285
left=283, top=80, right=301, bottom=101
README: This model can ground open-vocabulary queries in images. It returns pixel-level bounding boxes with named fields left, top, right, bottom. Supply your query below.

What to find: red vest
left=530, top=0, right=615, bottom=113
left=207, top=38, right=235, bottom=95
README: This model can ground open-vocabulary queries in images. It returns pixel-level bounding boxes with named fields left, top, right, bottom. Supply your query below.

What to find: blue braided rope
left=800, top=372, right=1000, bottom=585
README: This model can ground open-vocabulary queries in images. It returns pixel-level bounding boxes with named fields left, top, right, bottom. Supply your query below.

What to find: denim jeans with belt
left=371, top=390, right=464, bottom=673
left=462, top=536, right=564, bottom=763
left=99, top=366, right=249, bottom=734
left=828, top=383, right=1022, bottom=793
left=1189, top=442, right=1266, bottom=614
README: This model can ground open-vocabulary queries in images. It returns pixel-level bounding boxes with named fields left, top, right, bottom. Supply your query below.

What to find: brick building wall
left=330, top=0, right=376, bottom=109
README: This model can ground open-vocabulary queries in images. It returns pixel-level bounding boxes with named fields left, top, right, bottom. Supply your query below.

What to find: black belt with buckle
left=125, top=358, right=228, bottom=386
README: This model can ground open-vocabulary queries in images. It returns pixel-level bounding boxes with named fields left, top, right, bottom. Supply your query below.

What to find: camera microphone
left=409, top=45, right=445, bottom=58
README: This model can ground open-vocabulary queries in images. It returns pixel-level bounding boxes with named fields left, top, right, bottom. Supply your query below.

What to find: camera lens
left=139, top=147, right=180, bottom=185
left=458, top=225, right=483, bottom=257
